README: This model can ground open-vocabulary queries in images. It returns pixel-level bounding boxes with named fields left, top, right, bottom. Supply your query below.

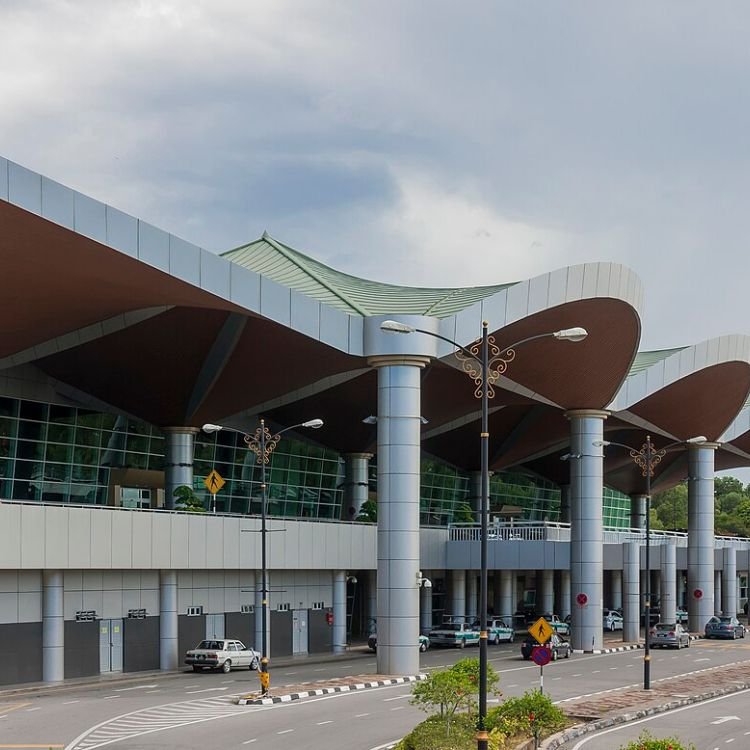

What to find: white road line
left=356, top=713, right=370, bottom=717
left=26, top=707, right=42, bottom=712
left=277, top=729, right=294, bottom=734
left=242, top=739, right=257, bottom=744
left=63, top=700, right=81, bottom=704
left=102, top=695, right=120, bottom=699
left=114, top=684, right=158, bottom=691
left=317, top=720, right=333, bottom=725
left=390, top=706, right=405, bottom=711
left=185, top=687, right=229, bottom=694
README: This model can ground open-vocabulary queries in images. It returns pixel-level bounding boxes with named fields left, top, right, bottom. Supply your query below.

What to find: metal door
left=292, top=609, right=308, bottom=654
left=206, top=614, right=225, bottom=640
left=99, top=619, right=123, bottom=673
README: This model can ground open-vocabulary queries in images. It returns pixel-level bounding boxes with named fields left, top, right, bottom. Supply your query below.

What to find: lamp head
left=302, top=418, right=324, bottom=429
left=686, top=435, right=707, bottom=444
left=422, top=578, right=433, bottom=588
left=553, top=327, right=588, bottom=343
left=202, top=423, right=223, bottom=434
left=362, top=415, right=378, bottom=425
left=380, top=320, right=415, bottom=334
left=592, top=440, right=609, bottom=447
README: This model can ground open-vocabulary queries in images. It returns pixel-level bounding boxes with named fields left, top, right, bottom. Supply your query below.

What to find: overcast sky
left=3, top=1, right=750, bottom=356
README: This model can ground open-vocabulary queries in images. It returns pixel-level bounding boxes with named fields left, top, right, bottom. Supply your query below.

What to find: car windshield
left=717, top=617, right=733, bottom=623
left=440, top=624, right=462, bottom=632
left=196, top=640, right=222, bottom=649
left=654, top=623, right=676, bottom=631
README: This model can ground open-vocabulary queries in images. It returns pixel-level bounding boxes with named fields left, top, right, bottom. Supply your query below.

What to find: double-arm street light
left=202, top=417, right=323, bottom=695
left=593, top=434, right=706, bottom=690
left=381, top=319, right=587, bottom=750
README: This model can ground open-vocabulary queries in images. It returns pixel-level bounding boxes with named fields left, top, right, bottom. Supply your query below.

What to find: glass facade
left=0, top=395, right=631, bottom=526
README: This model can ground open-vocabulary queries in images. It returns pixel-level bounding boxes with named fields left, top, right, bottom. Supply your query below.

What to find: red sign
left=693, top=589, right=703, bottom=600
left=576, top=593, right=588, bottom=607
left=530, top=645, right=551, bottom=666
left=326, top=611, right=334, bottom=625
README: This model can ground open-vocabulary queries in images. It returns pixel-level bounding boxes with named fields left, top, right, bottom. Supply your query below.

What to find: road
left=1, top=638, right=748, bottom=750
left=560, top=689, right=750, bottom=750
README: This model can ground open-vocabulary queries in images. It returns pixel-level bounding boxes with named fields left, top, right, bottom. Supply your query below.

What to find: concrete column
left=451, top=569, right=466, bottom=619
left=540, top=569, right=554, bottom=615
left=559, top=570, right=571, bottom=619
left=714, top=571, right=722, bottom=616
left=466, top=572, right=478, bottom=621
left=159, top=570, right=178, bottom=671
left=497, top=571, right=514, bottom=623
left=623, top=542, right=640, bottom=643
left=610, top=570, right=623, bottom=611
left=367, top=570, right=377, bottom=633
left=370, top=354, right=428, bottom=676
left=42, top=570, right=64, bottom=682
left=630, top=495, right=647, bottom=530
left=660, top=541, right=677, bottom=624
left=341, top=453, right=372, bottom=521
left=566, top=409, right=608, bottom=652
left=333, top=571, right=347, bottom=653
left=723, top=547, right=737, bottom=617
left=420, top=574, right=433, bottom=634
left=652, top=569, right=661, bottom=605
left=687, top=442, right=718, bottom=632
left=163, top=427, right=199, bottom=510
left=678, top=572, right=687, bottom=610
left=559, top=484, right=571, bottom=524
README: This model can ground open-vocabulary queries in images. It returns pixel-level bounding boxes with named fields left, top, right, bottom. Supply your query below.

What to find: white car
left=603, top=609, right=624, bottom=631
left=185, top=639, right=260, bottom=673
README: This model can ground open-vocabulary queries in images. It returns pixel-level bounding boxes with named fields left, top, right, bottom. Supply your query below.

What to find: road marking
left=185, top=687, right=229, bottom=694
left=711, top=716, right=740, bottom=724
left=383, top=695, right=408, bottom=702
left=277, top=729, right=294, bottom=735
left=242, top=740, right=257, bottom=745
left=145, top=690, right=161, bottom=694
left=102, top=695, right=120, bottom=699
left=0, top=703, right=32, bottom=716
left=25, top=708, right=41, bottom=712
left=356, top=713, right=370, bottom=717
left=63, top=700, right=80, bottom=705
left=317, top=720, right=333, bottom=725
left=114, top=684, right=158, bottom=691
left=592, top=670, right=600, bottom=674
left=0, top=746, right=65, bottom=748
left=390, top=706, right=405, bottom=711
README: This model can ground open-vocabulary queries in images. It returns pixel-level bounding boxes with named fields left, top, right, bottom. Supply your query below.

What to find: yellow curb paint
left=0, top=703, right=32, bottom=714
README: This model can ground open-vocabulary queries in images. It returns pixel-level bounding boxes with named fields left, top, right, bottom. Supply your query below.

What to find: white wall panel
left=260, top=277, right=291, bottom=326
left=45, top=507, right=69, bottom=567
left=20, top=505, right=45, bottom=568
left=63, top=591, right=83, bottom=620
left=348, top=314, right=364, bottom=356
left=0, top=157, right=8, bottom=199
left=142, top=589, right=159, bottom=615
left=102, top=570, right=123, bottom=590
left=565, top=265, right=585, bottom=303
left=18, top=592, right=41, bottom=622
left=42, top=177, right=75, bottom=229
left=205, top=519, right=224, bottom=568
left=82, top=590, right=104, bottom=616
left=320, top=306, right=349, bottom=350
left=0, top=571, right=17, bottom=592
left=68, top=508, right=92, bottom=568
left=90, top=511, right=113, bottom=568
left=169, top=515, right=190, bottom=568
left=505, top=280, right=530, bottom=324
left=222, top=517, right=240, bottom=568
left=106, top=206, right=139, bottom=257
left=8, top=162, right=42, bottom=214
left=138, top=221, right=170, bottom=272
left=200, top=249, right=231, bottom=299
left=208, top=586, right=225, bottom=614
left=64, top=571, right=83, bottom=591
left=230, top=266, right=261, bottom=312
left=169, top=235, right=201, bottom=285
left=188, top=519, right=208, bottom=569
left=527, top=274, right=550, bottom=316
left=151, top=514, right=173, bottom=568
left=581, top=264, right=599, bottom=299
left=193, top=571, right=209, bottom=589
left=19, top=570, right=40, bottom=592
left=0, top=592, right=19, bottom=623
left=83, top=571, right=103, bottom=591
left=131, top=513, right=153, bottom=567
left=481, top=288, right=509, bottom=331
left=74, top=193, right=107, bottom=244
left=595, top=263, right=612, bottom=297
left=291, top=292, right=320, bottom=340
left=111, top=512, right=133, bottom=568
left=122, top=589, right=142, bottom=613
left=102, top=589, right=123, bottom=618
left=0, top=504, right=21, bottom=566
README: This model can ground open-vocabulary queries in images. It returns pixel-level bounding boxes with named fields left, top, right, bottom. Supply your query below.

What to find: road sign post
left=530, top=645, right=551, bottom=693
left=529, top=617, right=553, bottom=645
left=203, top=470, right=225, bottom=513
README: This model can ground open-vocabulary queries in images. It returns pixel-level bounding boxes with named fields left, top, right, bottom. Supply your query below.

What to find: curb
left=573, top=634, right=703, bottom=655
left=234, top=673, right=428, bottom=705
left=540, top=678, right=750, bottom=749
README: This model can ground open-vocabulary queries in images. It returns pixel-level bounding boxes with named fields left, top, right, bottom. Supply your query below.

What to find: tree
left=617, top=730, right=696, bottom=750
left=651, top=483, right=688, bottom=531
left=356, top=499, right=377, bottom=522
left=173, top=485, right=206, bottom=512
left=410, top=658, right=499, bottom=736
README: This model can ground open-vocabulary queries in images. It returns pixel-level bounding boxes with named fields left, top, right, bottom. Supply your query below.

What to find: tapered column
left=631, top=495, right=647, bottom=530
left=687, top=442, right=718, bottom=632
left=610, top=570, right=623, bottom=611
left=451, top=568, right=466, bottom=618
left=369, top=354, right=428, bottom=675
left=623, top=542, right=640, bottom=642
left=678, top=572, right=687, bottom=610
left=333, top=571, right=347, bottom=653
left=420, top=574, right=433, bottom=634
left=566, top=409, right=608, bottom=652
left=559, top=570, right=571, bottom=620
left=714, top=571, right=723, bottom=616
left=43, top=570, right=64, bottom=682
left=163, top=427, right=199, bottom=510
left=159, top=570, right=178, bottom=670
left=723, top=547, right=737, bottom=617
left=367, top=570, right=377, bottom=633
left=660, top=541, right=677, bottom=624
left=341, top=453, right=372, bottom=521
left=498, top=571, right=514, bottom=623
left=467, top=572, right=478, bottom=621
left=540, top=569, right=554, bottom=615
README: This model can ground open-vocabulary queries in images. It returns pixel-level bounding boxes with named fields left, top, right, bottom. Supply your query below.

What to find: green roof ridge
left=629, top=346, right=689, bottom=376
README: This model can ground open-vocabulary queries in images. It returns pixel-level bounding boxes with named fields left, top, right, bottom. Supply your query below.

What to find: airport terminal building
left=2, top=156, right=750, bottom=685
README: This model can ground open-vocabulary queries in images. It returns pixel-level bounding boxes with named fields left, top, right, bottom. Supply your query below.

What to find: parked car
left=705, top=616, right=746, bottom=639
left=520, top=633, right=571, bottom=661
left=603, top=609, right=624, bottom=631
left=486, top=618, right=515, bottom=644
left=541, top=613, right=570, bottom=636
left=649, top=622, right=690, bottom=649
left=184, top=639, right=260, bottom=673
left=676, top=608, right=688, bottom=624
left=367, top=633, right=430, bottom=652
left=428, top=620, right=481, bottom=648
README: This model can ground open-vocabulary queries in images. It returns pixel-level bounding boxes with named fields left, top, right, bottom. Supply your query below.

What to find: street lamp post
left=594, top=434, right=705, bottom=690
left=202, top=417, right=323, bottom=695
left=381, top=319, right=587, bottom=750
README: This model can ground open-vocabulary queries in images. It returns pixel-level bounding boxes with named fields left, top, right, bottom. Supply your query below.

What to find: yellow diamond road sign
left=204, top=470, right=225, bottom=494
left=529, top=617, right=553, bottom=645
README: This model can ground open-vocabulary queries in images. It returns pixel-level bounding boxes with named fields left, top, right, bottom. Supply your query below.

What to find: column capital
left=162, top=426, right=201, bottom=435
left=367, top=354, right=431, bottom=369
left=564, top=409, right=610, bottom=421
left=343, top=452, right=374, bottom=460
left=688, top=441, right=721, bottom=451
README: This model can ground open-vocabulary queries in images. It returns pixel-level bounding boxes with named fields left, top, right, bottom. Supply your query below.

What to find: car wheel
left=609, top=622, right=615, bottom=632
left=565, top=648, right=570, bottom=658
left=458, top=640, right=465, bottom=649
left=552, top=649, right=558, bottom=661
left=493, top=634, right=500, bottom=645
left=250, top=656, right=259, bottom=670
left=222, top=660, right=232, bottom=674
left=420, top=641, right=427, bottom=652
left=509, top=632, right=515, bottom=643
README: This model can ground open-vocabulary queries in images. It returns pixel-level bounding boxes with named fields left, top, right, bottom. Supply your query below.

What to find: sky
left=2, top=2, right=750, bottom=355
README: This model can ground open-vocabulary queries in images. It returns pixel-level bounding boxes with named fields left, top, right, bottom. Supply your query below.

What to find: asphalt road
left=560, top=689, right=750, bottom=750
left=1, top=638, right=748, bottom=750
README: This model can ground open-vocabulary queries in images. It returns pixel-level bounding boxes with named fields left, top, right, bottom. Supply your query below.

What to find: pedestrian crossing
left=65, top=694, right=251, bottom=749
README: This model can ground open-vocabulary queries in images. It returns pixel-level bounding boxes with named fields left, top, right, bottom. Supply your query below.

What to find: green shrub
left=487, top=690, right=566, bottom=737
left=395, top=714, right=510, bottom=750
left=617, top=730, right=696, bottom=750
